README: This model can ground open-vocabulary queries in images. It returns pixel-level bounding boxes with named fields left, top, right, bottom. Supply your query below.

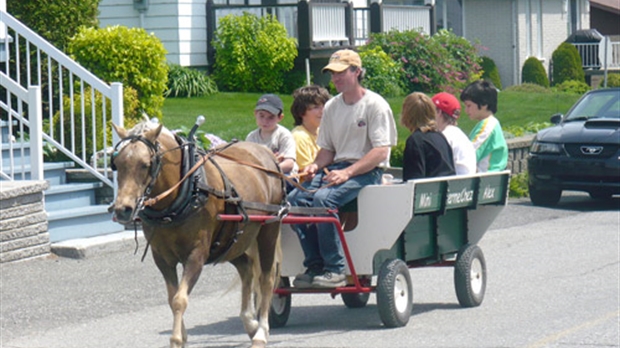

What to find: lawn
left=161, top=90, right=582, bottom=144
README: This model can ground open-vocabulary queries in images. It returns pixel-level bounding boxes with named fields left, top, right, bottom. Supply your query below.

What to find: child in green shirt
left=460, top=80, right=508, bottom=172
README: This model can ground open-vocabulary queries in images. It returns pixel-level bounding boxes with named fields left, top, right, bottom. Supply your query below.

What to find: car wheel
left=454, top=244, right=486, bottom=308
left=529, top=185, right=561, bottom=207
left=268, top=277, right=291, bottom=328
left=376, top=259, right=412, bottom=328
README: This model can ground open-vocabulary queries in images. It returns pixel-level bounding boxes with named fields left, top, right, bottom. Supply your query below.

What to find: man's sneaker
left=312, top=271, right=346, bottom=288
left=293, top=268, right=322, bottom=288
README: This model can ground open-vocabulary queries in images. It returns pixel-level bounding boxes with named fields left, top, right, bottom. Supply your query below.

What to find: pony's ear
left=112, top=123, right=127, bottom=139
left=144, top=123, right=163, bottom=143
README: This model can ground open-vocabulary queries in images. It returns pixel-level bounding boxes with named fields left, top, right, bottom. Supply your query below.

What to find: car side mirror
left=550, top=113, right=563, bottom=124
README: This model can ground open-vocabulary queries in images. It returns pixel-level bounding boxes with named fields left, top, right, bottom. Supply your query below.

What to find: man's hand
left=323, top=168, right=351, bottom=185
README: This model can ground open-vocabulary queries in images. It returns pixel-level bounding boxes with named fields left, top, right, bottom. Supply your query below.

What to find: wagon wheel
left=454, top=244, right=487, bottom=308
left=376, top=259, right=412, bottom=328
left=268, top=277, right=291, bottom=328
left=342, top=292, right=370, bottom=308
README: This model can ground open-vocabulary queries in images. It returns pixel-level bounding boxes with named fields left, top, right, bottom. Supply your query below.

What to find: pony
left=110, top=119, right=285, bottom=348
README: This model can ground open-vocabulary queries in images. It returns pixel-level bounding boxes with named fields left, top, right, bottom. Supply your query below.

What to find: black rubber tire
left=268, top=277, right=291, bottom=328
left=342, top=292, right=370, bottom=308
left=529, top=185, right=561, bottom=207
left=376, top=259, right=413, bottom=328
left=454, top=244, right=486, bottom=308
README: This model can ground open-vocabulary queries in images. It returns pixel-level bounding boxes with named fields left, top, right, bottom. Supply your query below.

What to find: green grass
left=161, top=90, right=582, bottom=143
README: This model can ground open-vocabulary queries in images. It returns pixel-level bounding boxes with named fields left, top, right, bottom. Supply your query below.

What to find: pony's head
left=111, top=120, right=165, bottom=224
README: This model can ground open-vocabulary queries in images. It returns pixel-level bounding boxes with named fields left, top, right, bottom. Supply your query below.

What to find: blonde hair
left=400, top=92, right=437, bottom=133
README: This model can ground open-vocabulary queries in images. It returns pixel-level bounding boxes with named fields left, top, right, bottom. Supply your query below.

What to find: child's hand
left=275, top=153, right=285, bottom=163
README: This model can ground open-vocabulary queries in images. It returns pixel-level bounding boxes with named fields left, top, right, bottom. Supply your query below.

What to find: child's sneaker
left=312, top=271, right=346, bottom=288
left=293, top=268, right=322, bottom=288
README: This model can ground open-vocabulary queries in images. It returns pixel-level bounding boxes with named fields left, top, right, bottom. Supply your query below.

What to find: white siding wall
left=463, top=0, right=515, bottom=87
left=464, top=0, right=590, bottom=88
left=98, top=0, right=208, bottom=67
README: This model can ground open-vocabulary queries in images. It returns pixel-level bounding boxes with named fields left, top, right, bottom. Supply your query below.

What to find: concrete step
left=1, top=161, right=74, bottom=185
left=44, top=182, right=104, bottom=211
left=2, top=142, right=31, bottom=163
left=47, top=205, right=124, bottom=243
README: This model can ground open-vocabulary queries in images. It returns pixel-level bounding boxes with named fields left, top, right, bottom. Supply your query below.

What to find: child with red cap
left=432, top=92, right=476, bottom=175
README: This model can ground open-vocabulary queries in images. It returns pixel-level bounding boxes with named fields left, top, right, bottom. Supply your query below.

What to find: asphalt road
left=1, top=193, right=619, bottom=348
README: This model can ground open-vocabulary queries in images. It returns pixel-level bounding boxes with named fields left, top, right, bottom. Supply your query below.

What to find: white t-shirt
left=246, top=124, right=298, bottom=175
left=317, top=89, right=397, bottom=168
left=442, top=125, right=477, bottom=175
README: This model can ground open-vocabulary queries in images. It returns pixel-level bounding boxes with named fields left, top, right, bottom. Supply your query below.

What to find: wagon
left=221, top=170, right=510, bottom=328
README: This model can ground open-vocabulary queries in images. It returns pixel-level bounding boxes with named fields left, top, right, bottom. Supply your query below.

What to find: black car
left=528, top=88, right=620, bottom=206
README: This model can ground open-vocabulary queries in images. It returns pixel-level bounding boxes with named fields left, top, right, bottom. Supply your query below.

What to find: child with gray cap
left=246, top=93, right=298, bottom=179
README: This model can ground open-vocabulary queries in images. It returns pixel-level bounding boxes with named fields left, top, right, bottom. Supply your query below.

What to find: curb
left=51, top=230, right=146, bottom=259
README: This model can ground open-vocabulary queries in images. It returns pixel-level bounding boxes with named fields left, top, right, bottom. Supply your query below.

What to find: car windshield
left=565, top=89, right=620, bottom=121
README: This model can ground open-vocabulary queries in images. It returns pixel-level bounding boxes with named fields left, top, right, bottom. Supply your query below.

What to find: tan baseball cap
left=322, top=49, right=362, bottom=73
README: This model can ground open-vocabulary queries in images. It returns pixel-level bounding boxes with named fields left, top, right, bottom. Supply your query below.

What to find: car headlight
left=530, top=141, right=562, bottom=154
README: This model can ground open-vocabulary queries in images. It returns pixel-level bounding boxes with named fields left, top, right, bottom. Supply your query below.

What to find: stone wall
left=506, top=135, right=534, bottom=175
left=0, top=181, right=51, bottom=263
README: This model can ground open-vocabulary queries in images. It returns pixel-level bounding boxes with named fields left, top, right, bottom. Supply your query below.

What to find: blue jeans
left=287, top=162, right=383, bottom=274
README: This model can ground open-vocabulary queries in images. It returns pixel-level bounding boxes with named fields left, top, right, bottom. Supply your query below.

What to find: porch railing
left=570, top=39, right=620, bottom=70
left=0, top=11, right=123, bottom=189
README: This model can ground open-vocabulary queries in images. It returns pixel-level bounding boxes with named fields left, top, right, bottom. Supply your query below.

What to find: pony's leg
left=152, top=253, right=185, bottom=347
left=251, top=224, right=281, bottom=348
left=168, top=250, right=205, bottom=348
left=230, top=253, right=259, bottom=339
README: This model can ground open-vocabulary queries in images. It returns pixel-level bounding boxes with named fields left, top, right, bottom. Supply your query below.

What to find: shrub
left=8, top=0, right=99, bottom=52
left=166, top=64, right=218, bottom=98
left=365, top=29, right=481, bottom=94
left=554, top=80, right=590, bottom=94
left=551, top=42, right=585, bottom=86
left=604, top=73, right=620, bottom=88
left=390, top=141, right=406, bottom=168
left=522, top=57, right=549, bottom=88
left=480, top=56, right=502, bottom=90
left=49, top=87, right=140, bottom=160
left=431, top=29, right=483, bottom=91
left=509, top=172, right=529, bottom=198
left=503, top=121, right=553, bottom=137
left=281, top=69, right=310, bottom=95
left=504, top=83, right=550, bottom=94
left=358, top=46, right=405, bottom=97
left=212, top=13, right=298, bottom=93
left=68, top=26, right=169, bottom=120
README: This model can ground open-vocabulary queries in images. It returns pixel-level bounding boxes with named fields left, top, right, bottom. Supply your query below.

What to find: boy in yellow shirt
left=289, top=85, right=331, bottom=178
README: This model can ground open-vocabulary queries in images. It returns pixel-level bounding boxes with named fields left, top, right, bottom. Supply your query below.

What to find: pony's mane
left=127, top=119, right=174, bottom=139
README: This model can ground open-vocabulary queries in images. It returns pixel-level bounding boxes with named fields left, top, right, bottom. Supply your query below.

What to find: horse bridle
left=111, top=135, right=165, bottom=218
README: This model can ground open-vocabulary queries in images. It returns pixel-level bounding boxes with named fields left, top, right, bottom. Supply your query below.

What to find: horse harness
left=113, top=134, right=298, bottom=264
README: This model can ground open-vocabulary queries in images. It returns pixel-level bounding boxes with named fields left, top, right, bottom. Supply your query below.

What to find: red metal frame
left=217, top=213, right=374, bottom=296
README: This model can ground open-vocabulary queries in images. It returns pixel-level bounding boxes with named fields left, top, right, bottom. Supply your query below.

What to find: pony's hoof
left=251, top=339, right=267, bottom=348
left=170, top=337, right=185, bottom=348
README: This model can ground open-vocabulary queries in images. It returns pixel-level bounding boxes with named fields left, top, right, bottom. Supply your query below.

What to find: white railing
left=571, top=39, right=620, bottom=70
left=382, top=5, right=431, bottom=35
left=312, top=4, right=349, bottom=45
left=0, top=73, right=42, bottom=181
left=0, top=11, right=123, bottom=188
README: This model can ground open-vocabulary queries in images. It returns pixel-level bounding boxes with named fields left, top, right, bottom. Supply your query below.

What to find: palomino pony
left=110, top=119, right=285, bottom=348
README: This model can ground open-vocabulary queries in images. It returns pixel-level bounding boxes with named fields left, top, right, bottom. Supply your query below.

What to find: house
left=434, top=0, right=591, bottom=87
left=590, top=0, right=620, bottom=38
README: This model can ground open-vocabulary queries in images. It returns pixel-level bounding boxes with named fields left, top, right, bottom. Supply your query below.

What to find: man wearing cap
left=288, top=49, right=397, bottom=288
left=246, top=94, right=297, bottom=177
left=432, top=92, right=476, bottom=175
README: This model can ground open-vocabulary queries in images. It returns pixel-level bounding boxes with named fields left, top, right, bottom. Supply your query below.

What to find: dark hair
left=290, top=85, right=331, bottom=126
left=460, top=80, right=498, bottom=113
left=439, top=110, right=458, bottom=126
left=350, top=65, right=366, bottom=83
